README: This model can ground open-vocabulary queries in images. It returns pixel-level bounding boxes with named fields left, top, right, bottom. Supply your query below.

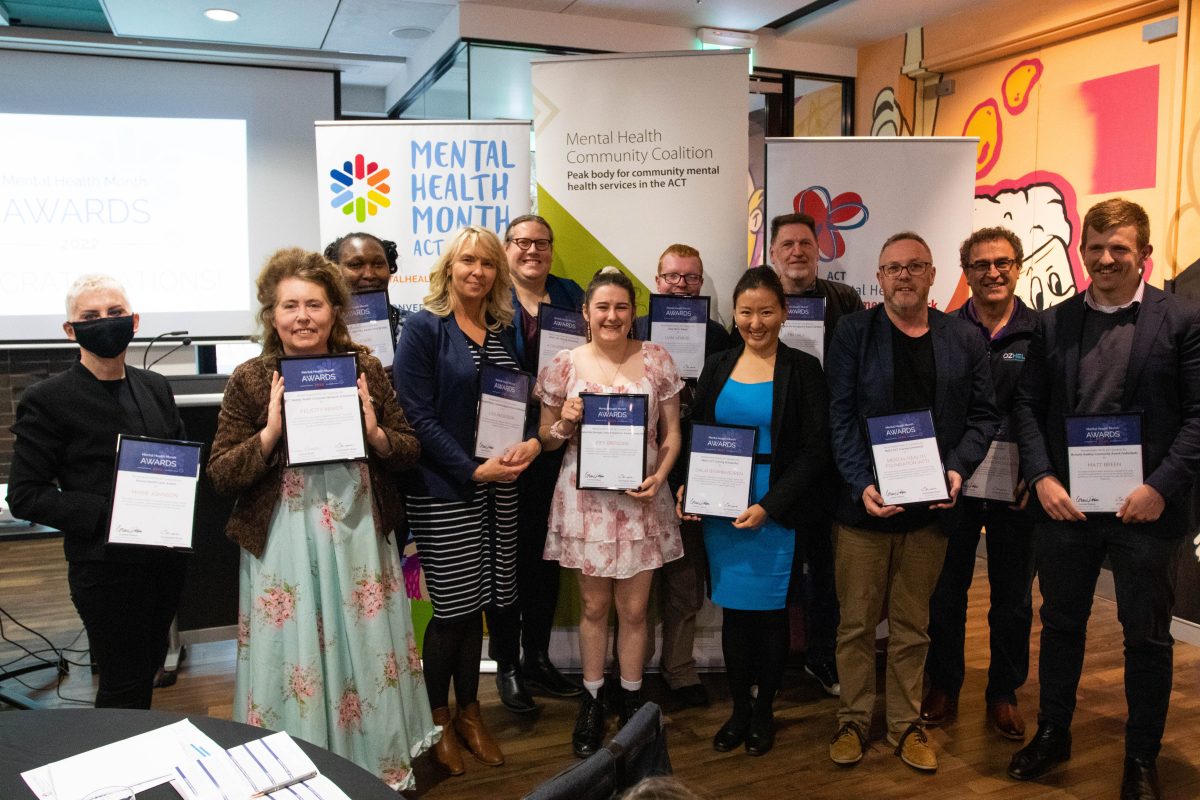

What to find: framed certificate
left=474, top=363, right=532, bottom=460
left=536, top=304, right=586, bottom=379
left=576, top=392, right=649, bottom=491
left=647, top=295, right=709, bottom=379
left=279, top=353, right=368, bottom=467
left=963, top=421, right=1020, bottom=502
left=780, top=295, right=825, bottom=365
left=682, top=422, right=757, bottom=518
left=865, top=409, right=949, bottom=506
left=107, top=434, right=203, bottom=550
left=1066, top=413, right=1143, bottom=513
left=346, top=290, right=395, bottom=369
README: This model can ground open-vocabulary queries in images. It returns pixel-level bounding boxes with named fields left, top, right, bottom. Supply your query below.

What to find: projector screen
left=0, top=51, right=336, bottom=342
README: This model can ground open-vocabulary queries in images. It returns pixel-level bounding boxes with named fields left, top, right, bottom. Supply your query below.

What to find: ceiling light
left=389, top=26, right=433, bottom=40
left=204, top=9, right=240, bottom=22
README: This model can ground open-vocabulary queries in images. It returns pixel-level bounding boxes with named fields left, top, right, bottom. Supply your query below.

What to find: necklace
left=592, top=339, right=633, bottom=387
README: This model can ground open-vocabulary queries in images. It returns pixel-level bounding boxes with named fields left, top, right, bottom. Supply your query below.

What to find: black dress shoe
left=1120, top=756, right=1162, bottom=800
left=496, top=664, right=537, bottom=714
left=572, top=692, right=607, bottom=758
left=745, top=711, right=775, bottom=756
left=1008, top=724, right=1071, bottom=780
left=712, top=707, right=752, bottom=752
left=617, top=687, right=644, bottom=727
left=672, top=683, right=710, bottom=709
left=521, top=651, right=583, bottom=697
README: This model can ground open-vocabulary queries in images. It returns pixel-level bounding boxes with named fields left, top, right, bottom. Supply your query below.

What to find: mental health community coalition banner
left=315, top=120, right=531, bottom=312
left=532, top=50, right=748, bottom=322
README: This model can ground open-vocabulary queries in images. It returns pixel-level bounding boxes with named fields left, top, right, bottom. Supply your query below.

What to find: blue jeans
left=1034, top=519, right=1181, bottom=759
left=926, top=500, right=1034, bottom=705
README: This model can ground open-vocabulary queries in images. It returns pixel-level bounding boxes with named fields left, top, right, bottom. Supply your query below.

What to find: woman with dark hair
left=680, top=266, right=830, bottom=756
left=537, top=266, right=684, bottom=758
left=208, top=248, right=436, bottom=790
left=324, top=231, right=409, bottom=342
left=393, top=225, right=542, bottom=775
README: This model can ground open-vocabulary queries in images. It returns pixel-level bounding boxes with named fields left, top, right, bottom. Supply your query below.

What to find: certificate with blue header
left=107, top=435, right=203, bottom=549
left=475, top=363, right=532, bottom=459
left=279, top=353, right=367, bottom=466
left=683, top=423, right=757, bottom=518
left=346, top=289, right=395, bottom=369
left=648, top=295, right=710, bottom=379
left=1066, top=413, right=1143, bottom=513
left=866, top=409, right=949, bottom=505
left=780, top=296, right=826, bottom=365
left=964, top=421, right=1020, bottom=501
left=577, top=392, right=649, bottom=491
left=536, top=304, right=587, bottom=379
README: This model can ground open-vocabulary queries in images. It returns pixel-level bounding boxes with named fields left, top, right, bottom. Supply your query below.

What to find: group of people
left=7, top=197, right=1198, bottom=800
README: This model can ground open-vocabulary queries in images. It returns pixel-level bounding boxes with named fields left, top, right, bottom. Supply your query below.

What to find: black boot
left=521, top=651, right=583, bottom=697
left=617, top=686, right=644, bottom=727
left=745, top=703, right=776, bottom=756
left=713, top=700, right=753, bottom=752
left=496, top=663, right=536, bottom=714
left=572, top=690, right=607, bottom=758
left=1120, top=756, right=1161, bottom=800
left=1008, top=724, right=1071, bottom=780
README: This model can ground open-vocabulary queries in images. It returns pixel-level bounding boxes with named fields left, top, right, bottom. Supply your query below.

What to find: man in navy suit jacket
left=826, top=231, right=998, bottom=773
left=1008, top=199, right=1200, bottom=800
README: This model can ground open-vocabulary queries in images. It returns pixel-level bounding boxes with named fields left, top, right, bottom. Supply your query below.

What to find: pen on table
left=249, top=771, right=319, bottom=798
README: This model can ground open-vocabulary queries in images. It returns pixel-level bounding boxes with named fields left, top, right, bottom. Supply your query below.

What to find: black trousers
left=926, top=500, right=1034, bottom=704
left=795, top=516, right=838, bottom=665
left=1034, top=519, right=1181, bottom=759
left=68, top=555, right=188, bottom=709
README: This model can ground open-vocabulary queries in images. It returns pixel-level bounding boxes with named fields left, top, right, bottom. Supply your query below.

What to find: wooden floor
left=4, top=536, right=1200, bottom=799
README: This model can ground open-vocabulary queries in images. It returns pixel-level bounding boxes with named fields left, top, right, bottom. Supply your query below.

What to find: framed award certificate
left=682, top=422, right=757, bottom=518
left=346, top=290, right=395, bottom=369
left=279, top=353, right=368, bottom=467
left=576, top=392, right=649, bottom=491
left=963, top=422, right=1020, bottom=502
left=865, top=409, right=949, bottom=506
left=107, top=435, right=203, bottom=550
left=780, top=295, right=825, bottom=365
left=474, top=363, right=532, bottom=459
left=536, top=304, right=586, bottom=379
left=647, top=295, right=709, bottom=380
left=1066, top=413, right=1143, bottom=513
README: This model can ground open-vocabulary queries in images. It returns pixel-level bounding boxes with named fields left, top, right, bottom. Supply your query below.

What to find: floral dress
left=234, top=462, right=438, bottom=791
left=535, top=341, right=685, bottom=578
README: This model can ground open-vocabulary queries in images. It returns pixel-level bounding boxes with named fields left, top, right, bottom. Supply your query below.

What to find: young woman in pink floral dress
left=536, top=267, right=684, bottom=758
left=208, top=249, right=437, bottom=791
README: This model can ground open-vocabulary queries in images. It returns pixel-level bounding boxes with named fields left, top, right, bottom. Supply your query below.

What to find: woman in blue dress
left=679, top=266, right=830, bottom=756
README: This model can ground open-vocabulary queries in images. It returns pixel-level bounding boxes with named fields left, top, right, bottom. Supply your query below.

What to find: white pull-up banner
left=765, top=137, right=977, bottom=311
left=315, top=120, right=532, bottom=313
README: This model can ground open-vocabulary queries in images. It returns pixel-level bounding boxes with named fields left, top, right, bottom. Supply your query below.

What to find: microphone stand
left=142, top=330, right=191, bottom=370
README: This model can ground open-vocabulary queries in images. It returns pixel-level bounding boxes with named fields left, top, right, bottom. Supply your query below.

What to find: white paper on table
left=22, top=719, right=222, bottom=800
left=963, top=439, right=1020, bottom=501
left=173, top=731, right=352, bottom=800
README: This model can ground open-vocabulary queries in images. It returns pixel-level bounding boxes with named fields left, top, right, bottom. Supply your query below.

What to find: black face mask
left=71, top=315, right=136, bottom=359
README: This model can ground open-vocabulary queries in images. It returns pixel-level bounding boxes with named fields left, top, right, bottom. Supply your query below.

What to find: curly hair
left=423, top=226, right=514, bottom=331
left=958, top=226, right=1024, bottom=270
left=255, top=247, right=367, bottom=358
left=323, top=231, right=399, bottom=274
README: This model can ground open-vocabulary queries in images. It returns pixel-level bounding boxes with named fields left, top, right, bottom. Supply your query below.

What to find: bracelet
left=549, top=419, right=576, bottom=440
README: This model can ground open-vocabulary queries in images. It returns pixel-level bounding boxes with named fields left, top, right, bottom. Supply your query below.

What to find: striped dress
left=405, top=332, right=520, bottom=620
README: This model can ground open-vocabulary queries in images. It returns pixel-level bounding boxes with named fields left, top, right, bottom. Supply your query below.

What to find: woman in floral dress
left=209, top=248, right=437, bottom=791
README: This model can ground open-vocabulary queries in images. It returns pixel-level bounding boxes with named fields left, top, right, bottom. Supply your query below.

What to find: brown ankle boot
left=454, top=701, right=505, bottom=766
left=431, top=706, right=465, bottom=775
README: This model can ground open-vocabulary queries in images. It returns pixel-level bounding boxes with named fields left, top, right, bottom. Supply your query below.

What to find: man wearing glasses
left=921, top=227, right=1038, bottom=742
left=826, top=231, right=997, bottom=773
left=632, top=243, right=731, bottom=709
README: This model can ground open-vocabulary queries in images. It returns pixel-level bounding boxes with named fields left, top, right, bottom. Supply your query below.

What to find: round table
left=0, top=708, right=398, bottom=799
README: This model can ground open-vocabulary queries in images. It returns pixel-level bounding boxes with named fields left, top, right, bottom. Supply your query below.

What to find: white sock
left=620, top=677, right=642, bottom=692
left=583, top=678, right=604, bottom=698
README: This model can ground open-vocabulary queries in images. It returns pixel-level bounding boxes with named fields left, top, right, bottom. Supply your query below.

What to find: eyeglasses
left=658, top=272, right=703, bottom=286
left=507, top=237, right=552, bottom=251
left=879, top=260, right=932, bottom=277
left=966, top=257, right=1018, bottom=274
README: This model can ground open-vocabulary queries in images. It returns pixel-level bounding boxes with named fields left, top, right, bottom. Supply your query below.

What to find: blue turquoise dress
left=702, top=379, right=794, bottom=611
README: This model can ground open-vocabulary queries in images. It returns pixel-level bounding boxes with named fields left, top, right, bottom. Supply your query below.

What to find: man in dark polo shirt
left=1008, top=199, right=1200, bottom=800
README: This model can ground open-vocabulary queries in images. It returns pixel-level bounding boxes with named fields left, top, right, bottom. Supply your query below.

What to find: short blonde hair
left=65, top=274, right=130, bottom=318
left=255, top=248, right=366, bottom=359
left=423, top=226, right=513, bottom=331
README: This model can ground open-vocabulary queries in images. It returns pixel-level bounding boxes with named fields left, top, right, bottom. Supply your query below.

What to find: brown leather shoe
left=454, top=701, right=505, bottom=766
left=987, top=701, right=1026, bottom=741
left=430, top=706, right=465, bottom=775
left=920, top=688, right=957, bottom=726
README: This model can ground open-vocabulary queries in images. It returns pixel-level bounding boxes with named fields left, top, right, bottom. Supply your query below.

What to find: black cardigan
left=689, top=341, right=830, bottom=531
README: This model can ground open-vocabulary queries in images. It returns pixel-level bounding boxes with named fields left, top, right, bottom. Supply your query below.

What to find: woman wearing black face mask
left=7, top=274, right=189, bottom=709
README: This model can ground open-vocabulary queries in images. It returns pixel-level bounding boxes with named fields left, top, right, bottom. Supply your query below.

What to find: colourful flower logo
left=793, top=186, right=869, bottom=262
left=330, top=154, right=392, bottom=223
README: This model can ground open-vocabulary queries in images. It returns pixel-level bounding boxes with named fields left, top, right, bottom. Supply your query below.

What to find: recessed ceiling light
left=205, top=9, right=240, bottom=22
left=389, top=26, right=433, bottom=40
